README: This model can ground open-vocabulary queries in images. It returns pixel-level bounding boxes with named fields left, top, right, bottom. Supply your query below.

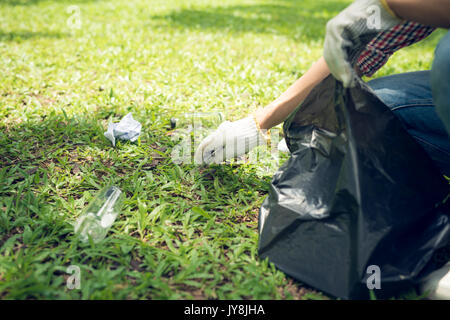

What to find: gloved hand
left=194, top=116, right=269, bottom=164
left=323, top=0, right=401, bottom=87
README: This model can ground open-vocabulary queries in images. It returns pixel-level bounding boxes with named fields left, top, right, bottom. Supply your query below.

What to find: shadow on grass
left=0, top=107, right=273, bottom=219
left=0, top=109, right=250, bottom=194
left=150, top=0, right=348, bottom=41
left=0, top=112, right=108, bottom=192
left=1, top=0, right=101, bottom=6
left=0, top=30, right=70, bottom=42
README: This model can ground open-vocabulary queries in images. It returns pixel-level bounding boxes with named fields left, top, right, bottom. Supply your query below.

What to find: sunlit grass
left=0, top=0, right=446, bottom=299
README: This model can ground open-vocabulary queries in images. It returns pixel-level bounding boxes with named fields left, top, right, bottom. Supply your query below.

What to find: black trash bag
left=257, top=75, right=450, bottom=299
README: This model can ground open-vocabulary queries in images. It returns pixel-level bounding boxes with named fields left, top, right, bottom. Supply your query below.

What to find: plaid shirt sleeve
left=357, top=21, right=436, bottom=77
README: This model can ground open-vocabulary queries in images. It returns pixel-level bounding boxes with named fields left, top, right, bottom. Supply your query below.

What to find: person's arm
left=255, top=56, right=330, bottom=130
left=194, top=57, right=330, bottom=164
left=387, top=0, right=450, bottom=28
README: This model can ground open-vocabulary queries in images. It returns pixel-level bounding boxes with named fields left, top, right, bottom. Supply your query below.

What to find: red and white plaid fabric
left=357, top=21, right=436, bottom=77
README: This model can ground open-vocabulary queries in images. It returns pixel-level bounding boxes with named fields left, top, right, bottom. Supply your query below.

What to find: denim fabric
left=367, top=31, right=450, bottom=176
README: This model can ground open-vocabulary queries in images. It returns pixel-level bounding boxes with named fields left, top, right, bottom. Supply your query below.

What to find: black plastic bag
left=257, top=75, right=450, bottom=299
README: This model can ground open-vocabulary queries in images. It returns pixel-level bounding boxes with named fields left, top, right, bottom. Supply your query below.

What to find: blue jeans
left=367, top=31, right=450, bottom=177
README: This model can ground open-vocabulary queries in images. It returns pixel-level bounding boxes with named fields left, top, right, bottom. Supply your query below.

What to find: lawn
left=0, top=0, right=447, bottom=300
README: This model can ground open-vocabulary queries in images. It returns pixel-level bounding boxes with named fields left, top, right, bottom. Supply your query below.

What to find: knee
left=431, top=32, right=450, bottom=135
left=432, top=32, right=450, bottom=81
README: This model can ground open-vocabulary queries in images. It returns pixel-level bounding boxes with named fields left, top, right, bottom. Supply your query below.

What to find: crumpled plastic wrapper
left=104, top=113, right=142, bottom=146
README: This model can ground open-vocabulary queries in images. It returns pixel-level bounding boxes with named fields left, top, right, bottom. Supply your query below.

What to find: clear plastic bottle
left=74, top=186, right=123, bottom=243
left=169, top=112, right=224, bottom=164
left=170, top=112, right=224, bottom=137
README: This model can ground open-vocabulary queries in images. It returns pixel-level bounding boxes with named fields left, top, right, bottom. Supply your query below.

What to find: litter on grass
left=104, top=113, right=142, bottom=146
left=74, top=186, right=123, bottom=243
left=170, top=112, right=224, bottom=135
left=169, top=112, right=224, bottom=164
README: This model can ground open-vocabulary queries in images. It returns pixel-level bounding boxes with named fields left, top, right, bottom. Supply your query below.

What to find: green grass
left=0, top=0, right=447, bottom=300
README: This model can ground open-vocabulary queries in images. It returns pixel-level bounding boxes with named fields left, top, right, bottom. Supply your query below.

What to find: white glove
left=277, top=138, right=289, bottom=153
left=194, top=116, right=268, bottom=164
left=323, top=0, right=401, bottom=87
